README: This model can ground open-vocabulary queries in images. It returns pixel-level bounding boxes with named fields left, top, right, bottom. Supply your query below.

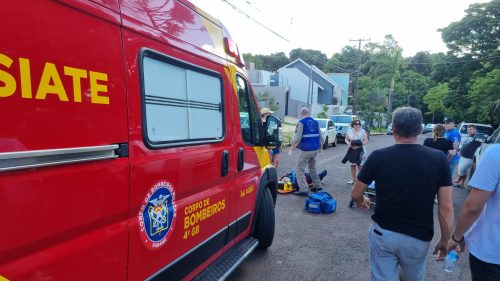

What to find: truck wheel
left=332, top=137, right=337, bottom=147
left=323, top=137, right=328, bottom=150
left=254, top=187, right=275, bottom=249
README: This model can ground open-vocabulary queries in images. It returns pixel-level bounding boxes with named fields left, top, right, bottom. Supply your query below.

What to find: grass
left=281, top=131, right=294, bottom=147
left=370, top=127, right=387, bottom=133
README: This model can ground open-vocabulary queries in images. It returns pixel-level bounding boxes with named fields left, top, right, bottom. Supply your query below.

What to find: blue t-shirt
left=445, top=128, right=461, bottom=162
left=465, top=145, right=500, bottom=264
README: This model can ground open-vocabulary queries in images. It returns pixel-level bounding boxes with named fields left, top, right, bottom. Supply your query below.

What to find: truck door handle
left=237, top=148, right=244, bottom=171
left=221, top=150, right=229, bottom=177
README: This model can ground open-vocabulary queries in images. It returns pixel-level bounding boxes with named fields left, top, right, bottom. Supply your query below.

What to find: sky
left=190, top=0, right=490, bottom=58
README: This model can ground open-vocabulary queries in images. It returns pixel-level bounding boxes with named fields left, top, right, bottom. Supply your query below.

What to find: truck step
left=194, top=237, right=259, bottom=281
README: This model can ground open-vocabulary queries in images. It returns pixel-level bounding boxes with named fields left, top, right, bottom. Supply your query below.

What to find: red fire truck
left=0, top=1, right=281, bottom=280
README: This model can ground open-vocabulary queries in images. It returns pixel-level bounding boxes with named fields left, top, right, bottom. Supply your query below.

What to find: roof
left=281, top=58, right=338, bottom=86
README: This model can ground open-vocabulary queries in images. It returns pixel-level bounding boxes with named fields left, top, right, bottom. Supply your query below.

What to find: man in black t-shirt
left=456, top=125, right=480, bottom=187
left=351, top=107, right=454, bottom=281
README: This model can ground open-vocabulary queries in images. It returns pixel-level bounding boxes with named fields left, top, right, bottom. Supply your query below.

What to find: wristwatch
left=452, top=234, right=464, bottom=243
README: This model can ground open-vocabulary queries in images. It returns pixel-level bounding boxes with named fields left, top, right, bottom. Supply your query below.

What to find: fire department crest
left=138, top=181, right=176, bottom=249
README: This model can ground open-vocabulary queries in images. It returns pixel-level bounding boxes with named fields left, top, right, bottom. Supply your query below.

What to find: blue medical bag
left=304, top=191, right=336, bottom=214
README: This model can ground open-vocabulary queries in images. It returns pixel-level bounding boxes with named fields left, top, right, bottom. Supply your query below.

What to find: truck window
left=236, top=75, right=261, bottom=145
left=141, top=52, right=224, bottom=147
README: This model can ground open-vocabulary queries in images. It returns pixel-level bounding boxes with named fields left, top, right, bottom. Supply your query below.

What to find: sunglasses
left=354, top=123, right=361, bottom=125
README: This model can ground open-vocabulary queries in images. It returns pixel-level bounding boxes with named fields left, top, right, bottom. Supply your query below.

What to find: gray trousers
left=296, top=150, right=321, bottom=191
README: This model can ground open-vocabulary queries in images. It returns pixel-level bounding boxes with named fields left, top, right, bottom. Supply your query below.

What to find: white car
left=457, top=122, right=494, bottom=147
left=470, top=126, right=500, bottom=178
left=315, top=118, right=337, bottom=149
left=330, top=114, right=357, bottom=141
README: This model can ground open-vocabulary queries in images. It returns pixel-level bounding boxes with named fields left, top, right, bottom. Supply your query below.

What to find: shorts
left=270, top=147, right=281, bottom=155
left=457, top=157, right=473, bottom=177
left=369, top=222, right=430, bottom=281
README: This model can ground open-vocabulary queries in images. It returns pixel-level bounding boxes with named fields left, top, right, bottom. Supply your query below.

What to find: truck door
left=120, top=2, right=233, bottom=279
left=232, top=74, right=271, bottom=236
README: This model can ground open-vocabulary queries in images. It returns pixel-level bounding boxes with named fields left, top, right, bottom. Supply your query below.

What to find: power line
left=220, top=0, right=290, bottom=42
left=406, top=55, right=500, bottom=65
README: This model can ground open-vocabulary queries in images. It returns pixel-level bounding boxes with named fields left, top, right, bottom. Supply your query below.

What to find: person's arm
left=446, top=140, right=455, bottom=161
left=452, top=133, right=460, bottom=151
left=351, top=180, right=370, bottom=210
left=433, top=185, right=454, bottom=260
left=362, top=130, right=369, bottom=145
left=448, top=188, right=491, bottom=252
left=447, top=149, right=456, bottom=161
left=291, top=123, right=303, bottom=151
left=345, top=130, right=351, bottom=146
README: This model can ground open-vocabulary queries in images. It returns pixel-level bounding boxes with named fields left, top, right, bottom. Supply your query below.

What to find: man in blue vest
left=290, top=107, right=324, bottom=196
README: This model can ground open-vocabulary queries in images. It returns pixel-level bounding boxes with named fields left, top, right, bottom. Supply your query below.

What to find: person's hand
left=447, top=238, right=466, bottom=253
left=357, top=196, right=370, bottom=210
left=432, top=239, right=448, bottom=261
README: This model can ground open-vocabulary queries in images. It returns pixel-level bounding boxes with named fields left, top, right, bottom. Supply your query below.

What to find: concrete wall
left=247, top=69, right=272, bottom=86
left=278, top=68, right=338, bottom=118
left=252, top=85, right=288, bottom=119
left=327, top=73, right=350, bottom=107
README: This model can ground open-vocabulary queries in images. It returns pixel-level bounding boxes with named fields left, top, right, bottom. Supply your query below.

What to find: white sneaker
left=347, top=180, right=354, bottom=184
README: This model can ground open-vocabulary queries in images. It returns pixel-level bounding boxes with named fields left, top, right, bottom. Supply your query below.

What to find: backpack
left=304, top=191, right=336, bottom=214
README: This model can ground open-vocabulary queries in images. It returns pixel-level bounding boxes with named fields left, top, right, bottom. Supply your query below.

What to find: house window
left=317, top=87, right=326, bottom=104
left=141, top=51, right=224, bottom=147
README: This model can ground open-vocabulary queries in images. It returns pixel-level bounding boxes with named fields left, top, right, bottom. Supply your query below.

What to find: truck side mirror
left=263, top=115, right=282, bottom=148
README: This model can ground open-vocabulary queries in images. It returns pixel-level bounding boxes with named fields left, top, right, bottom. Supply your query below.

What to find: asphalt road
left=228, top=134, right=473, bottom=281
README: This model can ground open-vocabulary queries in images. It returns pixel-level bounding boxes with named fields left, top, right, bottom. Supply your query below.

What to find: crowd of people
left=266, top=106, right=498, bottom=281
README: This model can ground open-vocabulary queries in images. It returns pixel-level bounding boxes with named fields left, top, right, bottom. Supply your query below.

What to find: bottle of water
left=291, top=171, right=296, bottom=185
left=443, top=250, right=459, bottom=273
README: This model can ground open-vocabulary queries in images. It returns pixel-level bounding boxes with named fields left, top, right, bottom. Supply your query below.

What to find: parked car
left=457, top=122, right=494, bottom=147
left=315, top=118, right=337, bottom=149
left=329, top=114, right=370, bottom=142
left=330, top=114, right=355, bottom=142
left=387, top=123, right=393, bottom=135
left=470, top=126, right=500, bottom=179
left=424, top=123, right=435, bottom=133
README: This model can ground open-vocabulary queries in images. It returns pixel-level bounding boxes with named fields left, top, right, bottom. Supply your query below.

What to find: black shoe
left=319, top=170, right=328, bottom=180
left=292, top=190, right=308, bottom=197
left=310, top=187, right=323, bottom=192
left=348, top=199, right=355, bottom=208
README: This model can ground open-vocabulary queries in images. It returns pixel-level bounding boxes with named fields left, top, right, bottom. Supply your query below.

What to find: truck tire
left=254, top=187, right=275, bottom=249
left=323, top=137, right=328, bottom=150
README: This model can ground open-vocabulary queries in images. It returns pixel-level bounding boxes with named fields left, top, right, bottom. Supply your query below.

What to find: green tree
left=439, top=0, right=500, bottom=61
left=243, top=53, right=264, bottom=69
left=316, top=104, right=329, bottom=118
left=466, top=68, right=500, bottom=125
left=289, top=48, right=328, bottom=70
left=366, top=35, right=403, bottom=116
left=406, top=51, right=432, bottom=76
left=265, top=52, right=289, bottom=71
left=423, top=83, right=450, bottom=117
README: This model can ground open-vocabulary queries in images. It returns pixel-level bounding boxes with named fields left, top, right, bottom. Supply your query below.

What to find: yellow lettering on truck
left=0, top=52, right=109, bottom=105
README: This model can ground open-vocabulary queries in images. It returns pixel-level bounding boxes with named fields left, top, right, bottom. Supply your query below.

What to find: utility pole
left=349, top=38, right=369, bottom=114
left=307, top=65, right=313, bottom=109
